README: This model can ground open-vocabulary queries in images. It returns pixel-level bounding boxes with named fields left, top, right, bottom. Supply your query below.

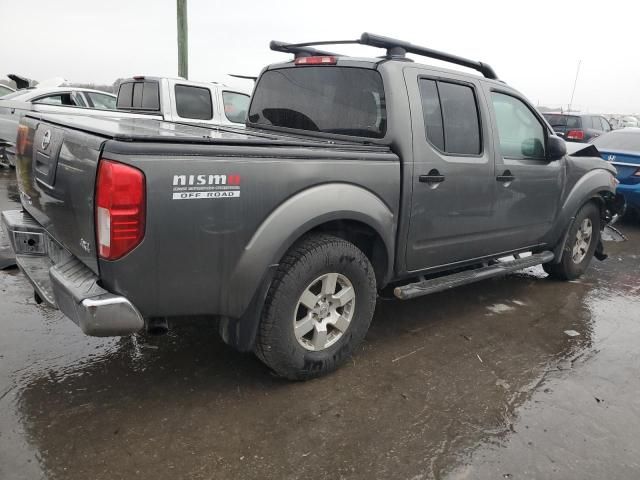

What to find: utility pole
left=568, top=60, right=581, bottom=113
left=177, top=0, right=188, bottom=79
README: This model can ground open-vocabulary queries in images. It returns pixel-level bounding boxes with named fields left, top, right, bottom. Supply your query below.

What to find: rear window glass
left=175, top=85, right=213, bottom=120
left=419, top=79, right=481, bottom=155
left=222, top=91, right=250, bottom=124
left=248, top=67, right=386, bottom=138
left=592, top=131, right=640, bottom=151
left=116, top=81, right=160, bottom=110
left=543, top=114, right=581, bottom=128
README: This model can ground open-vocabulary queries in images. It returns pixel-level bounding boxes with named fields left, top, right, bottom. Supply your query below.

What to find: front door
left=404, top=69, right=496, bottom=271
left=485, top=89, right=564, bottom=251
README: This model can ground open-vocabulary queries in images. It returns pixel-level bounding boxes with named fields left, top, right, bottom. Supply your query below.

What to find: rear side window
left=248, top=67, right=386, bottom=139
left=116, top=81, right=160, bottom=110
left=175, top=85, right=213, bottom=120
left=222, top=91, right=250, bottom=123
left=418, top=79, right=481, bottom=155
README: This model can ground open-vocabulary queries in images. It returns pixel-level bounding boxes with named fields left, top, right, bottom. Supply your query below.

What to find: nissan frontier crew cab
left=2, top=33, right=621, bottom=380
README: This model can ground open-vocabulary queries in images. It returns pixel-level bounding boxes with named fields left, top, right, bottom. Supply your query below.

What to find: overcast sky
left=2, top=0, right=638, bottom=113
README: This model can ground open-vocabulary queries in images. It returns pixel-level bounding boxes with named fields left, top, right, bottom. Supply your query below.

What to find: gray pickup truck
left=2, top=34, right=621, bottom=380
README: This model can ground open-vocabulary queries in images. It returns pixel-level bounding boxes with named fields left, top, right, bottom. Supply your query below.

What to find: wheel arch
left=550, top=169, right=616, bottom=263
left=226, top=183, right=396, bottom=320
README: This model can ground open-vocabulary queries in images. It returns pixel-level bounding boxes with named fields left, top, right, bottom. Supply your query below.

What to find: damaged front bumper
left=1, top=209, right=144, bottom=336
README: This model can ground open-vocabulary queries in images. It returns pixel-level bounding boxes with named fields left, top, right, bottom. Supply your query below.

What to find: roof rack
left=269, top=33, right=499, bottom=80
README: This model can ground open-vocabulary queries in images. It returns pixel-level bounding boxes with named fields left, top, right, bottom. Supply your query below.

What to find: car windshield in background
left=86, top=92, right=116, bottom=110
left=543, top=114, right=581, bottom=128
left=0, top=85, right=14, bottom=97
left=592, top=130, right=640, bottom=151
left=0, top=90, right=32, bottom=100
left=222, top=91, right=250, bottom=124
left=248, top=67, right=386, bottom=138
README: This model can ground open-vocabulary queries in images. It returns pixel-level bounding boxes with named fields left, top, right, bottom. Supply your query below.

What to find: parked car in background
left=0, top=87, right=124, bottom=166
left=543, top=113, right=612, bottom=142
left=592, top=128, right=640, bottom=219
left=0, top=84, right=15, bottom=97
left=115, top=76, right=251, bottom=127
left=620, top=116, right=639, bottom=128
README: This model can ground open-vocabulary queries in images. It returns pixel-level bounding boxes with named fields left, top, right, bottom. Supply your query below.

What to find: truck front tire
left=544, top=202, right=601, bottom=281
left=255, top=234, right=377, bottom=380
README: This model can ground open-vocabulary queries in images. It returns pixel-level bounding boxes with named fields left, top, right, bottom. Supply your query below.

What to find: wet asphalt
left=0, top=166, right=638, bottom=480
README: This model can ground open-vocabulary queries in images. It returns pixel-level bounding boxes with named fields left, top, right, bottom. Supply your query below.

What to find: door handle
left=496, top=170, right=515, bottom=183
left=419, top=169, right=445, bottom=184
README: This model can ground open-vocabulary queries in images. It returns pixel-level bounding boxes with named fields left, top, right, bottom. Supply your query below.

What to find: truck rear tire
left=544, top=202, right=601, bottom=281
left=255, top=234, right=377, bottom=380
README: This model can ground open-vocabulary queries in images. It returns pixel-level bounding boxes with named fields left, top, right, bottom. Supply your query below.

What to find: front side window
left=248, top=67, right=386, bottom=139
left=222, top=91, right=250, bottom=124
left=418, top=78, right=481, bottom=155
left=491, top=92, right=546, bottom=160
left=86, top=92, right=116, bottom=110
left=175, top=85, right=213, bottom=120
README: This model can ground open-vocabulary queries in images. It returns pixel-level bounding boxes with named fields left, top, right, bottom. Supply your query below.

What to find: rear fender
left=225, top=183, right=396, bottom=320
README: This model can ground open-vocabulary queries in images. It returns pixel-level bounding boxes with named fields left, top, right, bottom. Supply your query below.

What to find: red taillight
left=566, top=129, right=585, bottom=140
left=294, top=56, right=337, bottom=65
left=96, top=159, right=145, bottom=260
left=16, top=124, right=30, bottom=156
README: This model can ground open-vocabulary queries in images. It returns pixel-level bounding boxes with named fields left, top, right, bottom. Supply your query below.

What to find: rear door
left=404, top=68, right=497, bottom=271
left=485, top=88, right=564, bottom=251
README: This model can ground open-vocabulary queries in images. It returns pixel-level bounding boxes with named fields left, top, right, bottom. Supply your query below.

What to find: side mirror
left=546, top=134, right=567, bottom=161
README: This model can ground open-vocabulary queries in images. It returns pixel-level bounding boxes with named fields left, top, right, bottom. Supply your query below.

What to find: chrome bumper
left=1, top=209, right=144, bottom=336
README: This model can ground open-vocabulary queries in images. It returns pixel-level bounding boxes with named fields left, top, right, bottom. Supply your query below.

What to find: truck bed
left=13, top=112, right=400, bottom=323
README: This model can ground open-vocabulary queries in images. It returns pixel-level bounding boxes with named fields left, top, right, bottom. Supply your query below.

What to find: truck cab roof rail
left=269, top=32, right=499, bottom=80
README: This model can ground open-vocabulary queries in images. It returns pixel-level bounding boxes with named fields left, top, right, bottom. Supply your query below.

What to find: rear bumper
left=1, top=209, right=144, bottom=336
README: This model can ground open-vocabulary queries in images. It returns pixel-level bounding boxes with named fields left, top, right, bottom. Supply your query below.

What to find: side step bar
left=394, top=251, right=555, bottom=300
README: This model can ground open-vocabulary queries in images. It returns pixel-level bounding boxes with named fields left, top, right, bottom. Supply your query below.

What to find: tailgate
left=15, top=116, right=105, bottom=273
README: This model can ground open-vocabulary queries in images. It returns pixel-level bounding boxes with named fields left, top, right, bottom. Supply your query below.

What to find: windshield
left=543, top=114, right=581, bottom=128
left=248, top=67, right=386, bottom=138
left=0, top=85, right=15, bottom=97
left=0, top=89, right=32, bottom=100
left=592, top=131, right=640, bottom=152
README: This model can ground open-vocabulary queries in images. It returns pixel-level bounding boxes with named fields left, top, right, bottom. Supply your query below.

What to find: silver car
left=0, top=87, right=116, bottom=166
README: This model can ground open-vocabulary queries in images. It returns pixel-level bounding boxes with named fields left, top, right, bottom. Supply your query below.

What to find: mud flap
left=594, top=239, right=607, bottom=261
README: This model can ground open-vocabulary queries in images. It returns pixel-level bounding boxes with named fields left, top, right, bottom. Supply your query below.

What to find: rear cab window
left=248, top=66, right=386, bottom=139
left=116, top=81, right=160, bottom=110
